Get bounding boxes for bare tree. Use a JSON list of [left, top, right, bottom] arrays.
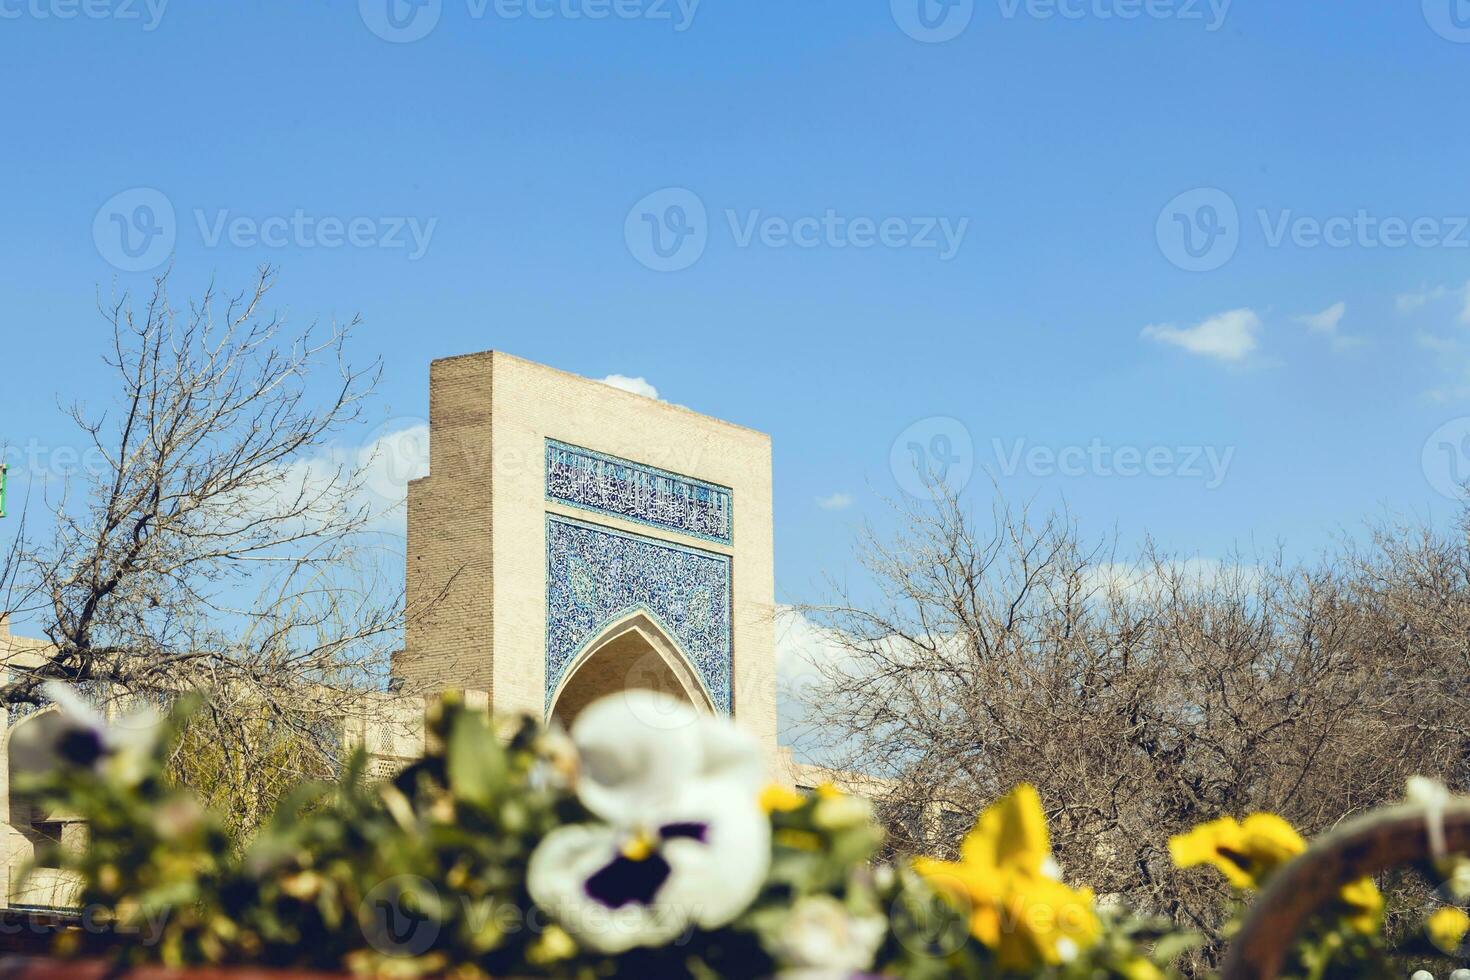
[[0, 268, 433, 833], [797, 490, 1470, 965]]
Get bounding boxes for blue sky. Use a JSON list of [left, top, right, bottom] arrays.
[[2, 0, 1469, 625]]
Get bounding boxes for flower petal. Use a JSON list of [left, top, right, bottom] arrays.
[[572, 691, 765, 824], [40, 682, 107, 730], [961, 784, 1051, 876], [529, 824, 692, 953], [571, 692, 706, 823], [584, 852, 673, 910], [657, 782, 772, 930]]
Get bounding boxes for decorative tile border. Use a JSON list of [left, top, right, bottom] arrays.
[[545, 515, 732, 715], [545, 439, 733, 545]]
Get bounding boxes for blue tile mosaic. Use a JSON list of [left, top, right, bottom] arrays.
[[545, 515, 732, 715], [545, 439, 733, 545]]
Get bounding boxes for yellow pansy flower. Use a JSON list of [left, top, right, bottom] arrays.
[[1170, 812, 1382, 934], [914, 784, 1100, 971], [1337, 876, 1384, 935], [1168, 814, 1305, 889], [760, 784, 806, 814], [1427, 906, 1470, 952], [1119, 957, 1167, 980]]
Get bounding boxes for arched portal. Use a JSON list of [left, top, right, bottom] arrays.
[[549, 612, 716, 728]]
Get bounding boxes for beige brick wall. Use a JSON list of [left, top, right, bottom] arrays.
[[401, 354, 496, 695], [401, 351, 778, 761]]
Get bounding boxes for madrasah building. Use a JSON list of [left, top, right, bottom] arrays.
[[0, 351, 843, 908]]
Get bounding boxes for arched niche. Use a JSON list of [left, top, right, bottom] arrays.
[[549, 611, 716, 728]]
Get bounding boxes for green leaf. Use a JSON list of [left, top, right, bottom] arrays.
[[446, 708, 507, 809]]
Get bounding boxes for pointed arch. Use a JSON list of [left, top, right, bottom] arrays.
[[548, 610, 716, 728]]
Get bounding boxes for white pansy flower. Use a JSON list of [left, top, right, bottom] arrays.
[[528, 691, 771, 953], [769, 894, 886, 979], [10, 682, 162, 786]]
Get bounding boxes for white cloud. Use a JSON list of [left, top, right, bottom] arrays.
[[775, 605, 859, 748], [599, 374, 661, 400], [1396, 281, 1470, 324], [355, 422, 431, 518], [1295, 301, 1346, 334], [235, 421, 430, 539], [1083, 558, 1265, 603], [1397, 283, 1453, 314], [1140, 308, 1262, 362], [1293, 302, 1363, 353], [1418, 332, 1461, 354], [816, 492, 853, 511], [776, 606, 852, 689]]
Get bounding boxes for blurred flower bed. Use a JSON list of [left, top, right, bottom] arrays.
[[13, 684, 1470, 979]]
